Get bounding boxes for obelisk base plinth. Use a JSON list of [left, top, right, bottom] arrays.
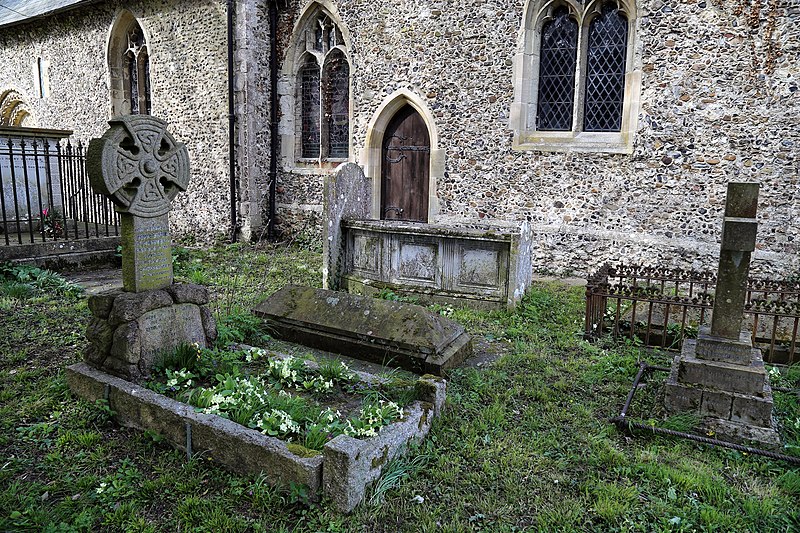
[[664, 339, 781, 448]]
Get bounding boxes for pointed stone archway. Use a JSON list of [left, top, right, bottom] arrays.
[[362, 89, 442, 223], [0, 89, 34, 127]]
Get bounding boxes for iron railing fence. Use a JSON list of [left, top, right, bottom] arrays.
[[1, 133, 119, 246], [585, 263, 800, 366]]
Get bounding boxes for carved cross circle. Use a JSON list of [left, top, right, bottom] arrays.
[[87, 115, 190, 218]]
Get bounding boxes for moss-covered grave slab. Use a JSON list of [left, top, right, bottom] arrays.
[[67, 361, 446, 512], [253, 285, 472, 375]]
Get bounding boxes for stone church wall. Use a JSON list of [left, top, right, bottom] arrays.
[[1, 0, 797, 277], [274, 0, 799, 277], [0, 0, 233, 242]]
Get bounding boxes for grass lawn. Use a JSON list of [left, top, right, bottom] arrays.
[[1, 243, 799, 532]]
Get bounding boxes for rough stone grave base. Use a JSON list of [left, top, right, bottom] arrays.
[[253, 284, 472, 375], [664, 338, 781, 447], [66, 362, 446, 512], [85, 282, 217, 381]]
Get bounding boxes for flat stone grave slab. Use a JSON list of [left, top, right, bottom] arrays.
[[253, 284, 472, 375]]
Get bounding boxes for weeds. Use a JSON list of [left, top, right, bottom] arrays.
[[0, 262, 82, 299]]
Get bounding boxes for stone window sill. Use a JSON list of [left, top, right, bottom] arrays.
[[291, 157, 350, 171], [513, 131, 633, 155]]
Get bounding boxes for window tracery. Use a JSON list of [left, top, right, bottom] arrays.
[[295, 11, 350, 160], [513, 0, 640, 153], [108, 12, 151, 117]]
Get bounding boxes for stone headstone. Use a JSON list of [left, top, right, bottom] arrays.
[[322, 163, 372, 291], [82, 117, 216, 382], [253, 285, 471, 375], [87, 115, 189, 292], [664, 182, 780, 447], [694, 182, 759, 364]]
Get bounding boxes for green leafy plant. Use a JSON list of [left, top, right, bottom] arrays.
[[215, 308, 264, 346], [0, 280, 34, 299], [0, 262, 82, 298]]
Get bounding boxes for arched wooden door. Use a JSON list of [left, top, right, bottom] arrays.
[[381, 105, 430, 222]]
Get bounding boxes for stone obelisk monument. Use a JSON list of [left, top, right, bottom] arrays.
[[81, 116, 216, 380], [664, 182, 780, 446]]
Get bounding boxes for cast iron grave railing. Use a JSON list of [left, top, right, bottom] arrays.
[[585, 263, 800, 365], [1, 129, 119, 246]]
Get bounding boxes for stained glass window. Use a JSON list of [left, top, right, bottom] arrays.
[[296, 12, 350, 159], [536, 7, 578, 131], [300, 58, 321, 158], [325, 50, 350, 158], [583, 3, 628, 132]]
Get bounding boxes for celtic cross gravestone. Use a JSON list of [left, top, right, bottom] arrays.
[[81, 116, 216, 381], [87, 115, 189, 292]]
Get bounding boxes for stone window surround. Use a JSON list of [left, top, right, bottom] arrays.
[[360, 89, 443, 223], [511, 0, 641, 155], [33, 57, 50, 99], [279, 1, 353, 171], [107, 9, 153, 118]]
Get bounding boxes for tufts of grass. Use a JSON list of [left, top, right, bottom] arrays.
[[0, 280, 34, 299], [215, 308, 266, 347]]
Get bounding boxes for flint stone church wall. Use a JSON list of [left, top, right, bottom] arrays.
[[273, 0, 799, 277], [0, 0, 234, 242], [1, 0, 797, 277]]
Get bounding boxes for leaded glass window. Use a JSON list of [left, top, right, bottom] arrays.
[[532, 1, 631, 135], [300, 58, 321, 158], [295, 11, 350, 159], [584, 3, 628, 132], [125, 24, 150, 115], [324, 50, 350, 158], [536, 7, 578, 131]]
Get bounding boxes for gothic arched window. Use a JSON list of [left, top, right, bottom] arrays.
[[125, 23, 151, 115], [323, 49, 350, 158], [108, 12, 151, 117], [512, 0, 640, 153], [300, 56, 321, 158], [294, 11, 350, 160], [536, 6, 579, 131], [582, 3, 629, 132]]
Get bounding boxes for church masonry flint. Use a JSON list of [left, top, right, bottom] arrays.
[[1, 0, 798, 277]]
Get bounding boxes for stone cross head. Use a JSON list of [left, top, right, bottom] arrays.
[[87, 115, 190, 218]]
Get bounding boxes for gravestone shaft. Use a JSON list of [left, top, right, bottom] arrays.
[[709, 182, 759, 340], [120, 214, 173, 292]]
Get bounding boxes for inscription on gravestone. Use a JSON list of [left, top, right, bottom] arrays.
[[87, 116, 190, 292]]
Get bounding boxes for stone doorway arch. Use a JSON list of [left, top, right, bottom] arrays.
[[0, 89, 34, 127], [362, 89, 442, 222]]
